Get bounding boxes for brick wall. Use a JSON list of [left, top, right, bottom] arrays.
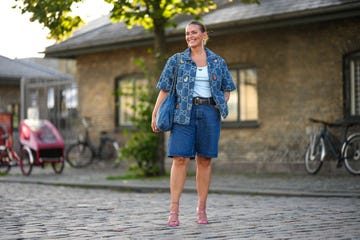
[[76, 17, 360, 174], [0, 86, 19, 111]]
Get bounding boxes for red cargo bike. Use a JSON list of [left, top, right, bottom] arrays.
[[19, 119, 65, 176]]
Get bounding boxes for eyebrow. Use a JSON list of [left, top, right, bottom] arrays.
[[185, 30, 200, 34]]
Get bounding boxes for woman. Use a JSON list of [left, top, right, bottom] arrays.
[[151, 21, 236, 226]]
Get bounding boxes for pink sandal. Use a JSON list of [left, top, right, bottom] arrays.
[[168, 202, 179, 227], [168, 210, 179, 227], [197, 208, 208, 224]]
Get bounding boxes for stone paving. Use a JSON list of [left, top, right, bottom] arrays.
[[1, 164, 360, 239], [1, 165, 360, 198], [0, 182, 359, 239]]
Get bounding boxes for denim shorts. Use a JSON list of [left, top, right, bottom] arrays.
[[168, 104, 221, 159]]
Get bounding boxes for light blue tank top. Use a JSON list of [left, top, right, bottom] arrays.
[[193, 66, 211, 97]]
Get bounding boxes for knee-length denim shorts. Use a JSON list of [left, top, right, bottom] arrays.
[[168, 104, 221, 159]]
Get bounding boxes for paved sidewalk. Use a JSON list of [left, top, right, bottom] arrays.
[[1, 164, 359, 198]]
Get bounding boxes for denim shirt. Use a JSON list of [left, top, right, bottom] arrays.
[[156, 48, 236, 125]]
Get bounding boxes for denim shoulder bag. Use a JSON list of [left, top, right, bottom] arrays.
[[156, 53, 180, 132]]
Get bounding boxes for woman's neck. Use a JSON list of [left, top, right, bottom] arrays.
[[191, 47, 206, 57], [191, 47, 207, 67]]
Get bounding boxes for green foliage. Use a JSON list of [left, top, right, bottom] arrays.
[[105, 0, 216, 30], [14, 0, 83, 41], [118, 58, 162, 177]]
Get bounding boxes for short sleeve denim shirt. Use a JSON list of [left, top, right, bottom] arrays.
[[156, 48, 236, 125]]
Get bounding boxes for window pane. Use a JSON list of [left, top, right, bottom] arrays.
[[240, 69, 258, 121], [134, 78, 148, 119], [64, 84, 78, 109], [118, 79, 134, 126], [226, 70, 239, 121], [224, 67, 258, 123], [350, 59, 360, 116], [117, 76, 148, 126]]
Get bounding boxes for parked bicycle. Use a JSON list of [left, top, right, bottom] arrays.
[[304, 118, 360, 175], [0, 124, 19, 174], [66, 117, 120, 168]]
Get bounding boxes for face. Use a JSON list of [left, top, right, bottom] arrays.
[[185, 24, 207, 48]]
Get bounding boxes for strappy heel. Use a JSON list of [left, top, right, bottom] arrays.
[[168, 211, 179, 227], [197, 208, 208, 224], [168, 202, 179, 227]]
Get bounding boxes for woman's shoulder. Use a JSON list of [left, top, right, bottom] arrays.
[[206, 48, 224, 60], [205, 48, 227, 65]]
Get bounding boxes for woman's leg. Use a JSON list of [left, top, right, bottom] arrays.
[[196, 156, 211, 224], [168, 156, 190, 226]]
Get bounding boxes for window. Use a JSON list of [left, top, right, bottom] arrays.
[[47, 84, 78, 128], [225, 67, 259, 127], [344, 51, 360, 120], [116, 75, 147, 127]]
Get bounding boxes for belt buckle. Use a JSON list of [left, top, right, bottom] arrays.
[[194, 97, 201, 105]]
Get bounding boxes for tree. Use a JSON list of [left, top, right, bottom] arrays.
[[14, 0, 259, 176]]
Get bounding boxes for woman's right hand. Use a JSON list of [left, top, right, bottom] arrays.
[[151, 114, 160, 133], [151, 90, 169, 133]]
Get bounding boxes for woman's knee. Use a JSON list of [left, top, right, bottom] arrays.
[[173, 157, 190, 167], [196, 156, 211, 168]]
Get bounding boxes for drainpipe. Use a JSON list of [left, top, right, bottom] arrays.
[[20, 77, 26, 121]]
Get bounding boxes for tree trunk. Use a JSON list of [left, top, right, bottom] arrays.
[[153, 22, 167, 175]]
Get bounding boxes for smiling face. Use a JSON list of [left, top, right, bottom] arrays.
[[185, 23, 208, 49]]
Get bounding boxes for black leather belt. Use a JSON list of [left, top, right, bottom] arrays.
[[193, 97, 216, 105]]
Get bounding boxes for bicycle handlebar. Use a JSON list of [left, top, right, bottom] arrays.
[[309, 118, 360, 128]]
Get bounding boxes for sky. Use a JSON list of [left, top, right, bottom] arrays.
[[0, 0, 112, 59]]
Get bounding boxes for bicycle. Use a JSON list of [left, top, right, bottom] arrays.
[[65, 117, 120, 168], [304, 118, 360, 175], [0, 124, 19, 174], [0, 123, 40, 176]]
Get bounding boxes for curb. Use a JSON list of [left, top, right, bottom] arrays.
[[1, 177, 359, 199]]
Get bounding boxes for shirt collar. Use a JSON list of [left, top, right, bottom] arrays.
[[180, 48, 218, 62]]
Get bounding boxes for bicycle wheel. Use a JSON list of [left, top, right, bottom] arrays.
[[66, 143, 93, 168], [304, 137, 325, 174], [342, 134, 360, 175], [20, 147, 33, 176], [99, 140, 119, 162], [52, 158, 65, 174], [0, 157, 11, 174]]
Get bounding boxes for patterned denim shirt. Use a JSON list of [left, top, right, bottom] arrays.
[[156, 48, 236, 125]]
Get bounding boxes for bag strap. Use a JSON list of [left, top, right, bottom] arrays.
[[170, 53, 180, 94]]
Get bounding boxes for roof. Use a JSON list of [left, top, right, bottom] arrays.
[[45, 0, 360, 58], [0, 55, 74, 86]]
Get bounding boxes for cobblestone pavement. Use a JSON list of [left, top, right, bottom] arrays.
[[1, 182, 360, 239], [1, 165, 360, 198]]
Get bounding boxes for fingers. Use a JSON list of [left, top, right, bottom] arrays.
[[151, 119, 160, 133]]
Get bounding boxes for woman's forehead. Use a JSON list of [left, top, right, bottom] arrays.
[[186, 24, 201, 31]]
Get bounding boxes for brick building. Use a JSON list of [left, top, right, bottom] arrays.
[[45, 0, 360, 174]]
